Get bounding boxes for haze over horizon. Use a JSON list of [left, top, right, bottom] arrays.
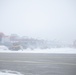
[[0, 0, 76, 43]]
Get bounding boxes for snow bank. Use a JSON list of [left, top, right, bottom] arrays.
[[0, 48, 76, 54], [0, 70, 23, 75], [0, 45, 8, 50]]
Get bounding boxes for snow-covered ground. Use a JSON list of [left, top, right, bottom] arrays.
[[0, 48, 76, 54], [0, 70, 23, 75]]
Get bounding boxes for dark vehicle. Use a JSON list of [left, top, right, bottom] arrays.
[[9, 43, 21, 51]]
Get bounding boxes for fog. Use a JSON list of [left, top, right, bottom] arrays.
[[0, 0, 76, 43]]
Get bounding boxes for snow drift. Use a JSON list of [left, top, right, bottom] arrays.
[[0, 70, 23, 75], [0, 48, 76, 54], [0, 45, 8, 50]]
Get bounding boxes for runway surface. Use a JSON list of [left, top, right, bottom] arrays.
[[0, 53, 76, 75]]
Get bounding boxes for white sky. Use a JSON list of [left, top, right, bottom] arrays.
[[0, 0, 76, 43]]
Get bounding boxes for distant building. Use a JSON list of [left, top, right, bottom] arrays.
[[73, 40, 76, 48], [10, 34, 20, 43], [0, 32, 5, 43], [2, 36, 10, 43]]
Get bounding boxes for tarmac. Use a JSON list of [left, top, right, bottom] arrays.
[[0, 53, 76, 75]]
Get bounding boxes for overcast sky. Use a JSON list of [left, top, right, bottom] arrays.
[[0, 0, 76, 43]]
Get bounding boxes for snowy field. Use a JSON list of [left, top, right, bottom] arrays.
[[0, 48, 76, 54], [0, 70, 23, 75]]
